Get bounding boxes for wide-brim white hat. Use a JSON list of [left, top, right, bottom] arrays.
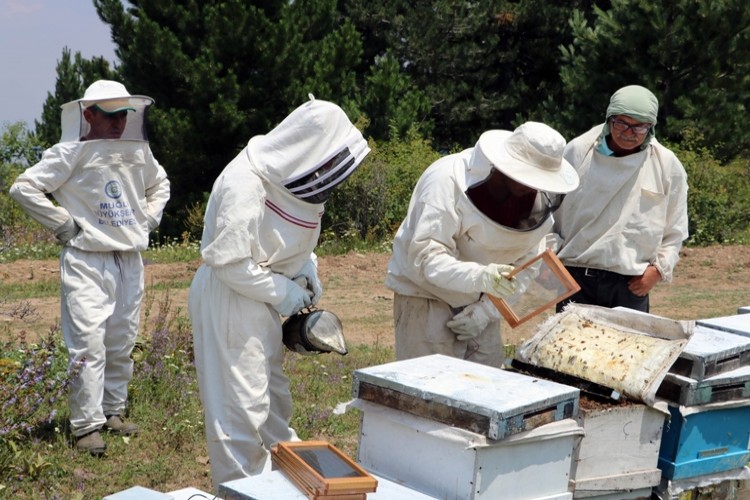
[[58, 80, 154, 142], [477, 122, 579, 194], [76, 79, 153, 111]]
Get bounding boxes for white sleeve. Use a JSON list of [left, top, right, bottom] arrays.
[[8, 145, 78, 233], [210, 256, 290, 305], [410, 201, 486, 294], [653, 154, 689, 282], [144, 152, 170, 230]]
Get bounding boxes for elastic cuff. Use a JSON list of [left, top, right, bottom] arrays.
[[651, 261, 668, 282]]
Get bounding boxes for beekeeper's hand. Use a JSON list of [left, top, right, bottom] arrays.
[[54, 218, 81, 245], [293, 259, 323, 305], [446, 295, 500, 341], [293, 277, 315, 300], [272, 279, 312, 316], [478, 263, 517, 298]]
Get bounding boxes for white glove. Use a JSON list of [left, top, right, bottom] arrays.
[[54, 218, 81, 244], [478, 263, 517, 298], [293, 277, 315, 300], [446, 296, 501, 341], [293, 259, 323, 305], [271, 279, 312, 316]]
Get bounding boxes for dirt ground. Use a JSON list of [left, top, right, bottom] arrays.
[[1, 245, 749, 347]]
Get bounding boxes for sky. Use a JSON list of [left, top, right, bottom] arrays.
[[0, 0, 117, 127]]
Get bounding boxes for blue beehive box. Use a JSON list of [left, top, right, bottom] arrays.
[[658, 404, 750, 480]]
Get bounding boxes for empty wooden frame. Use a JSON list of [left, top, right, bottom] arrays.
[[271, 441, 378, 499], [488, 249, 580, 328]]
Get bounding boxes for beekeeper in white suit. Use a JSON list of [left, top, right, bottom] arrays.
[[9, 80, 170, 455], [188, 97, 370, 489], [385, 122, 579, 368]]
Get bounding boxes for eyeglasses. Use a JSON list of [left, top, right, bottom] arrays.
[[610, 118, 651, 135]]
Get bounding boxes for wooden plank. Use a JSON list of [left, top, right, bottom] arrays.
[[357, 381, 492, 436]]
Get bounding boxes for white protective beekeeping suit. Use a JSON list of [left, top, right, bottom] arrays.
[[9, 80, 170, 437], [385, 123, 579, 367], [188, 97, 369, 489]]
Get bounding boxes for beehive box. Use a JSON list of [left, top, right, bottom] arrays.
[[356, 400, 582, 500], [569, 400, 664, 498], [658, 404, 750, 480], [668, 325, 750, 381], [697, 315, 750, 338], [658, 366, 750, 406], [352, 354, 579, 440]]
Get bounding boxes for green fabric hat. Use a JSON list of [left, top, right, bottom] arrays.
[[601, 85, 658, 149]]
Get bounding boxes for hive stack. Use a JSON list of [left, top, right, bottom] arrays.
[[653, 319, 750, 499], [352, 354, 583, 500], [512, 304, 694, 499]]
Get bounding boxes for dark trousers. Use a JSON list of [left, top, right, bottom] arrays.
[[556, 266, 649, 313]]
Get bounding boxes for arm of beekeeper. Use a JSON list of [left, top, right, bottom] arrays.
[[651, 153, 689, 283], [408, 200, 512, 296], [143, 150, 170, 231], [203, 224, 309, 311], [8, 145, 79, 242], [199, 182, 306, 309]]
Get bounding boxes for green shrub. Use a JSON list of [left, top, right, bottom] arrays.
[[322, 130, 441, 246], [672, 143, 750, 246]]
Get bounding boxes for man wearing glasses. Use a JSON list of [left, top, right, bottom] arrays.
[[554, 85, 689, 313]]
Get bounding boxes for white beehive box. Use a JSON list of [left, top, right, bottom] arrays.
[[352, 354, 580, 440], [697, 314, 750, 338], [356, 400, 582, 500], [570, 401, 664, 498], [668, 324, 750, 381]]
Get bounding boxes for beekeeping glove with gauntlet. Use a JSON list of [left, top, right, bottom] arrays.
[[271, 278, 313, 316], [446, 295, 501, 341], [293, 258, 323, 305], [478, 263, 517, 298], [54, 218, 81, 245]]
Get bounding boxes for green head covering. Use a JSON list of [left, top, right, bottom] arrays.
[[601, 85, 659, 149]]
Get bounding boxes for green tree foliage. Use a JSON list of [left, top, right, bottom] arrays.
[[92, 0, 369, 234], [360, 52, 433, 140], [554, 1, 750, 160], [344, 0, 588, 149], [35, 48, 115, 147], [322, 129, 441, 244], [0, 123, 55, 250], [670, 142, 750, 246]]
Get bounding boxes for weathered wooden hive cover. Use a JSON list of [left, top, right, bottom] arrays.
[[352, 354, 579, 440], [514, 304, 693, 405]]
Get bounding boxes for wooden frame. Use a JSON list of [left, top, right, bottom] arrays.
[[271, 441, 378, 499], [488, 249, 580, 328]]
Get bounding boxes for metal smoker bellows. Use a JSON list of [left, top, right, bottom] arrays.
[[281, 308, 348, 355]]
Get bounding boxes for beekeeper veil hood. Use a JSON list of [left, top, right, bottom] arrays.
[[59, 80, 154, 143], [246, 96, 370, 204], [602, 85, 659, 149]]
